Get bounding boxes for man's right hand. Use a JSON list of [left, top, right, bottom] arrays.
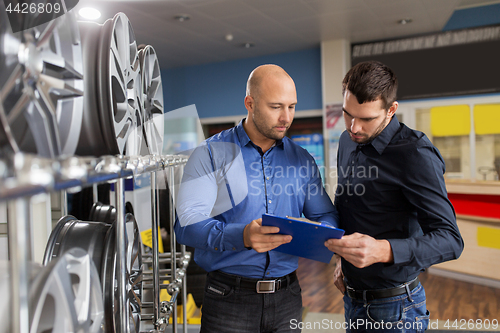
[[243, 218, 292, 253], [333, 254, 346, 294]]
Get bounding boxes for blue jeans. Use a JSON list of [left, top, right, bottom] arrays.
[[200, 273, 303, 333], [344, 283, 430, 333]]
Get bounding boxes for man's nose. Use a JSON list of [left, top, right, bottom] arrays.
[[280, 109, 292, 123], [351, 118, 362, 133]]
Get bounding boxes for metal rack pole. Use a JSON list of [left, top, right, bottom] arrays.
[[92, 183, 98, 203], [181, 243, 187, 333], [115, 177, 129, 332], [7, 197, 31, 333], [180, 163, 187, 333], [61, 190, 68, 216], [169, 165, 178, 333], [27, 199, 35, 262], [151, 171, 161, 330]]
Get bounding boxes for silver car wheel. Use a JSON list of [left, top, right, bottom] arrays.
[[139, 45, 164, 155], [0, 8, 84, 157], [77, 13, 142, 156]]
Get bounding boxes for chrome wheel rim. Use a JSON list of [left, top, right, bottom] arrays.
[[139, 45, 164, 155], [102, 213, 143, 333], [42, 215, 111, 277], [0, 261, 43, 333], [31, 248, 104, 333], [0, 9, 83, 157], [78, 13, 142, 156], [89, 201, 117, 224], [106, 13, 142, 156]]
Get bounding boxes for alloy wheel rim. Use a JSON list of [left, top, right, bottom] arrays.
[[0, 9, 84, 157], [139, 45, 164, 155]]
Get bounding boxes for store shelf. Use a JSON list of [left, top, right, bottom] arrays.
[[446, 179, 500, 195], [1, 151, 189, 333], [0, 153, 187, 202]]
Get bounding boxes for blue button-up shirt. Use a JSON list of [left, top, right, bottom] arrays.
[[335, 115, 464, 290], [175, 120, 338, 278]]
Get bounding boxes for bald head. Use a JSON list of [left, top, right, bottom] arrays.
[[246, 64, 294, 99], [242, 64, 297, 151]]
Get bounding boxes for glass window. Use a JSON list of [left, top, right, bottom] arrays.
[[434, 136, 470, 176], [476, 133, 500, 181], [415, 107, 470, 179], [414, 103, 500, 181], [474, 104, 500, 181]]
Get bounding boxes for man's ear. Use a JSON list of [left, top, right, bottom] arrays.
[[244, 95, 254, 113], [387, 101, 398, 118]]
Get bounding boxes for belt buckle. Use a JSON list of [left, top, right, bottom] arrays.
[[256, 280, 275, 293]]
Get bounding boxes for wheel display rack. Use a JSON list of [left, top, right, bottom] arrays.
[[0, 152, 190, 333], [1, 4, 193, 332]]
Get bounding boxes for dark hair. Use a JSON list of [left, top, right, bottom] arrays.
[[342, 61, 398, 110]]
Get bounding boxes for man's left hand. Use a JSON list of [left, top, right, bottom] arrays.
[[324, 233, 393, 268]]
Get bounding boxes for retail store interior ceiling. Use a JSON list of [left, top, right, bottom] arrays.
[[74, 0, 500, 69]]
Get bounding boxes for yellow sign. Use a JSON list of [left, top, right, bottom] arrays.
[[141, 227, 164, 253], [430, 105, 470, 137], [160, 280, 171, 302], [477, 226, 500, 250], [474, 104, 500, 135]]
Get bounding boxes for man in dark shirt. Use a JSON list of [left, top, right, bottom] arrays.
[[325, 61, 464, 332]]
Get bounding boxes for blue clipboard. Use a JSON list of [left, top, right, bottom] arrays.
[[262, 213, 345, 263]]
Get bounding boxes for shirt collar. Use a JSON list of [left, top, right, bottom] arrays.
[[235, 118, 285, 150], [235, 119, 251, 147], [369, 115, 400, 155]]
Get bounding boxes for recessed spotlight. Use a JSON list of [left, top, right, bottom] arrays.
[[242, 42, 255, 48], [398, 18, 412, 25], [174, 14, 191, 22], [79, 7, 101, 20], [225, 33, 234, 42]]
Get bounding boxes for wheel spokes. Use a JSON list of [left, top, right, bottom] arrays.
[[140, 46, 164, 155], [35, 19, 58, 49], [109, 15, 141, 155], [31, 248, 104, 333], [0, 11, 84, 157]]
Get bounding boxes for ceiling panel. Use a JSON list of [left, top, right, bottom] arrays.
[[304, 0, 369, 14], [253, 2, 317, 22], [73, 0, 499, 69], [189, 0, 255, 19]]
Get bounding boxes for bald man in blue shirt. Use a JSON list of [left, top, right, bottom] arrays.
[[175, 64, 339, 332]]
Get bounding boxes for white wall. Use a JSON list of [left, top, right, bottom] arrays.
[[321, 39, 351, 197]]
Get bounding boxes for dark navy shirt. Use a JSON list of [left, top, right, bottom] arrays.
[[175, 120, 339, 278], [335, 115, 464, 290]]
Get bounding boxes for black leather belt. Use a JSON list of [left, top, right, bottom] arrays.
[[346, 278, 420, 301], [208, 270, 297, 293]]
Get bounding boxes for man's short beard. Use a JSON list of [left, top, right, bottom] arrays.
[[252, 109, 288, 141], [350, 116, 389, 144]]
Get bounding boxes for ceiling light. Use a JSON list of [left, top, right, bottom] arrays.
[[225, 33, 234, 42], [242, 42, 255, 48], [174, 14, 191, 22], [79, 7, 101, 20], [398, 18, 413, 25]]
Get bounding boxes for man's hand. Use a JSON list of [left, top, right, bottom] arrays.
[[244, 218, 292, 253], [333, 254, 345, 294], [324, 233, 393, 268]]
